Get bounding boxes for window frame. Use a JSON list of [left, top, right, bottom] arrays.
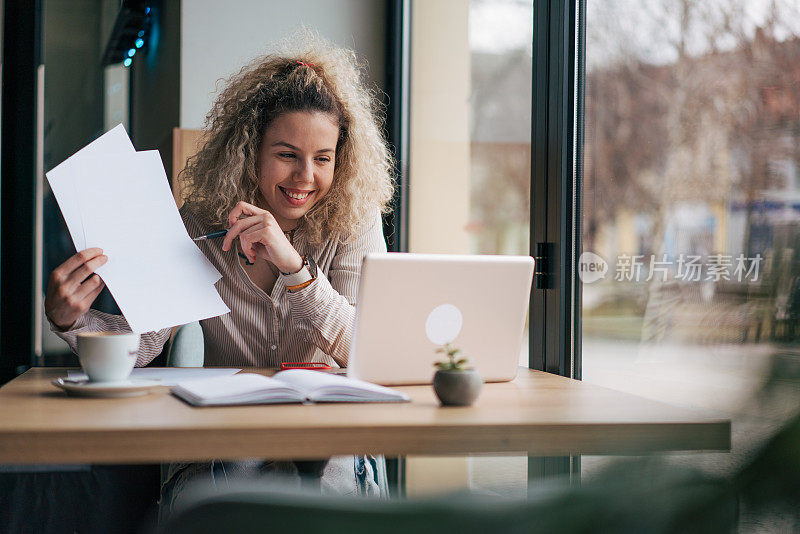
[[0, 0, 42, 385], [384, 0, 411, 253], [388, 0, 585, 379], [530, 0, 584, 380]]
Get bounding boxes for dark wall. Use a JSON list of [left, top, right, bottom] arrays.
[[43, 0, 104, 173], [41, 0, 113, 360], [1, 0, 39, 381], [131, 0, 180, 155]]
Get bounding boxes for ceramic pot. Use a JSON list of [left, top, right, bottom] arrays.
[[433, 369, 483, 406]]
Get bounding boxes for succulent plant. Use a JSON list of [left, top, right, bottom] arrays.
[[434, 343, 469, 371]]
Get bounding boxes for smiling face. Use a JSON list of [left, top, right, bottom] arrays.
[[256, 111, 340, 230]]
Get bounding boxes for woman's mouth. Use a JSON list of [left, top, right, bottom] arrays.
[[279, 186, 314, 206]]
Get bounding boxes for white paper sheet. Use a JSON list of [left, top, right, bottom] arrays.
[[76, 150, 222, 286], [46, 126, 230, 333], [46, 124, 135, 251], [67, 367, 241, 386]]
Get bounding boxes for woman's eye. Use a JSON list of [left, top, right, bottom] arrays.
[[316, 157, 331, 164], [278, 152, 295, 159]]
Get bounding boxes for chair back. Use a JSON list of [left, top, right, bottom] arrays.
[[166, 321, 204, 367], [161, 482, 537, 534]]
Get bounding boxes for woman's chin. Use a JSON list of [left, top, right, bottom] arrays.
[[272, 206, 313, 229]]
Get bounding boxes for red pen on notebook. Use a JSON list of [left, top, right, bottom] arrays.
[[280, 362, 332, 371]]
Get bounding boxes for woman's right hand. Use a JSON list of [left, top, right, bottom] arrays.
[[44, 248, 107, 331]]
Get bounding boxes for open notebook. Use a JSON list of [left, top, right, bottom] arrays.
[[171, 369, 410, 406]]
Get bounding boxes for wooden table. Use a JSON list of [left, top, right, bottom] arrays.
[[0, 368, 730, 465]]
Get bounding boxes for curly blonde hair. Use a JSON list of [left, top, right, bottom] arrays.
[[180, 33, 394, 244]]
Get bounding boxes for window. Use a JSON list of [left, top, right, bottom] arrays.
[[408, 0, 532, 364], [405, 0, 533, 497], [581, 0, 800, 481]]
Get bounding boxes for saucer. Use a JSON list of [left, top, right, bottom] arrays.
[[51, 377, 162, 398]]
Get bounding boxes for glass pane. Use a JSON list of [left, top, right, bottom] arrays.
[[405, 0, 532, 498], [469, 0, 533, 372], [469, 0, 532, 256], [42, 1, 129, 363], [468, 0, 532, 498], [582, 0, 800, 487], [408, 0, 532, 365]]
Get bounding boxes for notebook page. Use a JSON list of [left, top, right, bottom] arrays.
[[172, 373, 304, 406], [272, 369, 410, 402]]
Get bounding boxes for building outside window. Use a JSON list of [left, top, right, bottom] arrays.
[[581, 3, 800, 525]]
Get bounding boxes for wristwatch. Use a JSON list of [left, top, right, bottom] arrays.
[[283, 255, 317, 292]]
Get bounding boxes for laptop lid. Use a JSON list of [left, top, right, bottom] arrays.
[[347, 253, 534, 385]]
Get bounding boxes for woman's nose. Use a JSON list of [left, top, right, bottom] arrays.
[[293, 159, 314, 183]]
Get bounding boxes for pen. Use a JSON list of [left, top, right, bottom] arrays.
[[193, 229, 228, 241], [281, 362, 332, 371]]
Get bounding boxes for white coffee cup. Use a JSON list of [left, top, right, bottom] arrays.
[[77, 332, 140, 382]]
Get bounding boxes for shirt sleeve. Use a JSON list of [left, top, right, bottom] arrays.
[[286, 212, 387, 366], [49, 310, 172, 367]]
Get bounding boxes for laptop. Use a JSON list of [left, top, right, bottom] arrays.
[[347, 253, 535, 385]]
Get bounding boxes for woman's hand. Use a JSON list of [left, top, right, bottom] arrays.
[[44, 248, 107, 331], [222, 201, 303, 273]]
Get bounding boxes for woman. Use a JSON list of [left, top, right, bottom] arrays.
[[44, 36, 394, 505]]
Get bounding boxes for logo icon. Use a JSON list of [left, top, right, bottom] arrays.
[[425, 304, 463, 345], [578, 252, 608, 284]]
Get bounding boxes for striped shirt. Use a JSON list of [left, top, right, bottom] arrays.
[[53, 206, 387, 368]]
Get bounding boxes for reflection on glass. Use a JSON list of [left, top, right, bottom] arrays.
[[466, 0, 533, 499], [469, 0, 532, 371], [42, 1, 112, 362], [582, 0, 800, 496], [468, 0, 531, 256]]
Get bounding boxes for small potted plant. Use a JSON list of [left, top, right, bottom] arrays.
[[432, 343, 483, 406]]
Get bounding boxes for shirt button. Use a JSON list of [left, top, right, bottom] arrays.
[[271, 345, 277, 350]]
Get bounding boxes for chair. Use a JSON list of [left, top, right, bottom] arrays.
[[161, 481, 536, 534], [159, 461, 737, 534], [772, 274, 800, 341], [166, 321, 205, 367], [156, 463, 737, 534]]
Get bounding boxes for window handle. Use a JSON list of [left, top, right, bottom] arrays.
[[534, 242, 555, 290]]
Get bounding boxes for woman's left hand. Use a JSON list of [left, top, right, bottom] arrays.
[[221, 201, 303, 273]]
